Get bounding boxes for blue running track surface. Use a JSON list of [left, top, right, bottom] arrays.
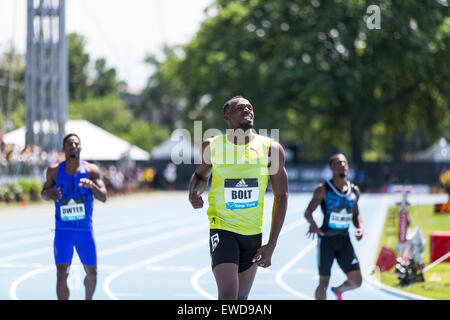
[[0, 191, 445, 300]]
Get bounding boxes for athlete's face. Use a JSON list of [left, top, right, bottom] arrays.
[[63, 136, 82, 159], [330, 155, 348, 178], [224, 98, 254, 131]]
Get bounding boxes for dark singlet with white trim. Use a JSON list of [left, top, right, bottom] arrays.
[[320, 179, 357, 237]]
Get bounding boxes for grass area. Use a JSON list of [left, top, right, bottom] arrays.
[[376, 203, 450, 300]]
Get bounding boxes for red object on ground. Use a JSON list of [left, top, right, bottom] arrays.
[[376, 246, 397, 271], [434, 202, 450, 214], [430, 231, 450, 263]]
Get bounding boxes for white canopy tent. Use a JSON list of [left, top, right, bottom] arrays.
[[151, 130, 201, 164], [3, 120, 150, 161], [412, 137, 450, 163]]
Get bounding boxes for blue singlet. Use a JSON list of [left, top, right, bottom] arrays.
[[53, 161, 97, 265]]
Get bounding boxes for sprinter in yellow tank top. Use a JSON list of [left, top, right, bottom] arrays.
[[189, 96, 288, 300]]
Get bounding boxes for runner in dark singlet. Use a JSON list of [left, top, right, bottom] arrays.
[[304, 153, 363, 300]]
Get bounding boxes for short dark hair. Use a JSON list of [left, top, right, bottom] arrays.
[[328, 153, 347, 166], [223, 95, 244, 114], [62, 133, 80, 146]]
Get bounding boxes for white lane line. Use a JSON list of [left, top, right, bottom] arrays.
[[0, 234, 53, 250], [146, 265, 197, 272], [275, 240, 316, 300], [0, 262, 45, 269], [273, 197, 367, 300], [103, 239, 206, 300], [0, 216, 203, 262], [191, 266, 215, 300], [364, 274, 431, 300], [273, 197, 371, 301], [0, 211, 151, 240], [0, 213, 201, 250], [190, 218, 308, 300], [0, 226, 51, 241], [98, 223, 205, 256], [0, 248, 52, 262], [9, 222, 207, 300], [10, 265, 54, 300]]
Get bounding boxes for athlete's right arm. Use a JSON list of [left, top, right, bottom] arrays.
[[41, 165, 62, 201], [188, 139, 212, 209], [304, 184, 326, 238]]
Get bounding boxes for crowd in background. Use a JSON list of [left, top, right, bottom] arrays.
[[0, 139, 164, 199], [0, 142, 64, 174], [99, 164, 157, 195]]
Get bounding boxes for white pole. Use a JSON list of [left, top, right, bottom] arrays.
[[423, 251, 450, 273]]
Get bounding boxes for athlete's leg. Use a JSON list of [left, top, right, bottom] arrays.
[[210, 230, 241, 300], [213, 263, 239, 300], [332, 270, 362, 296], [56, 263, 71, 300], [334, 237, 362, 296], [237, 263, 258, 300], [235, 232, 261, 300], [74, 230, 98, 300], [54, 229, 74, 300], [82, 264, 97, 300], [334, 237, 362, 295], [316, 237, 333, 300], [316, 275, 330, 300]]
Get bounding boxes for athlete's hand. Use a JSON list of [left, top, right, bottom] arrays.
[[306, 224, 324, 239], [252, 244, 275, 268], [79, 178, 96, 189], [43, 187, 62, 201], [189, 191, 204, 209], [355, 228, 363, 241]]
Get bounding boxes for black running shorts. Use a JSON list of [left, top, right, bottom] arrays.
[[209, 229, 262, 273], [317, 235, 360, 276]]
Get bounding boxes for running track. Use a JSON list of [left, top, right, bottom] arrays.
[[0, 191, 446, 300]]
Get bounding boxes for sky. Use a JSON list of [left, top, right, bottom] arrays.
[[0, 0, 214, 91]]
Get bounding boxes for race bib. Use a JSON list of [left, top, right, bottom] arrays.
[[60, 198, 86, 221], [224, 178, 259, 210], [328, 210, 353, 229]]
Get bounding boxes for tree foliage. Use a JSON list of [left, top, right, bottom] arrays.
[[67, 32, 170, 152], [0, 47, 25, 132], [68, 33, 90, 101], [69, 94, 169, 152], [138, 47, 184, 128], [151, 0, 450, 162], [68, 33, 122, 100]]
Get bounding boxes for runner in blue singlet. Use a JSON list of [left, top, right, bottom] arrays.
[[304, 153, 363, 300], [41, 133, 107, 300]]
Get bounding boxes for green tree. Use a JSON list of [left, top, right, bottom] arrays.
[[138, 47, 184, 128], [121, 120, 171, 153], [90, 58, 119, 98], [159, 0, 450, 163], [69, 94, 170, 152], [70, 94, 134, 135], [68, 33, 90, 101], [0, 47, 25, 132]]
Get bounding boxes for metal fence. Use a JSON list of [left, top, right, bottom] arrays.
[[285, 161, 450, 193], [147, 160, 450, 193]]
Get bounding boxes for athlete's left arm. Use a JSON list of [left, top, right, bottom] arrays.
[[253, 141, 288, 268], [80, 163, 107, 203], [352, 186, 363, 241]]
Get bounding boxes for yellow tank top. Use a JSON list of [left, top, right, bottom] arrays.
[[207, 133, 272, 235]]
